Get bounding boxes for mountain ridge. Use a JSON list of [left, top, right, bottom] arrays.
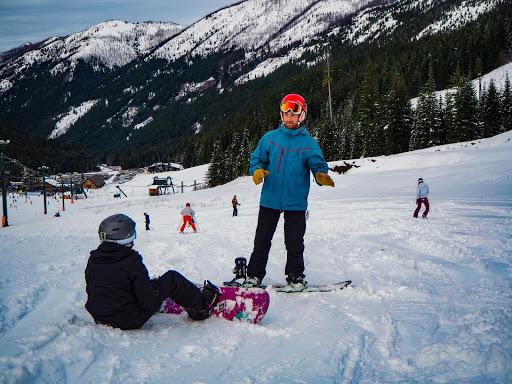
[[0, 0, 508, 170]]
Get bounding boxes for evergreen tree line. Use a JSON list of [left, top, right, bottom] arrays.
[[203, 63, 511, 187], [313, 65, 512, 163]]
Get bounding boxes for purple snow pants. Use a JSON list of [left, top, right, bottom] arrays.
[[414, 198, 429, 218]]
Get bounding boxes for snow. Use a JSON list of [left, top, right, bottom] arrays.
[[0, 20, 183, 94], [152, 0, 368, 62], [49, 100, 100, 139], [415, 0, 501, 40], [341, 0, 500, 47], [1, 131, 511, 383]]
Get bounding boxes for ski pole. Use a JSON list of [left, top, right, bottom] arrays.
[[193, 216, 199, 230], [177, 218, 183, 231]]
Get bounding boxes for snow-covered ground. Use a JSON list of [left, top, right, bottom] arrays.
[[1, 131, 511, 383]]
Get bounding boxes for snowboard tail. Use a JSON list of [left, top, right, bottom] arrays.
[[163, 286, 269, 324]]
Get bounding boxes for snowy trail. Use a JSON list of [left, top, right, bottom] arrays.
[[0, 132, 511, 383]]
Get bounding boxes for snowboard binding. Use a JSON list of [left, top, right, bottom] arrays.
[[224, 257, 247, 287]]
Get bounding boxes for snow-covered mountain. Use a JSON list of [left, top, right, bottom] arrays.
[[151, 0, 374, 62], [0, 0, 508, 156], [0, 0, 377, 94], [0, 20, 183, 92]]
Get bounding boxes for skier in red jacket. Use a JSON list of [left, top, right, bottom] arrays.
[[180, 203, 197, 233]]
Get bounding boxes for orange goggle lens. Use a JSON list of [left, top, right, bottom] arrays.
[[280, 101, 303, 114]]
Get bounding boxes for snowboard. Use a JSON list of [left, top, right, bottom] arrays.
[[224, 280, 352, 293], [269, 280, 352, 293], [163, 286, 269, 324]]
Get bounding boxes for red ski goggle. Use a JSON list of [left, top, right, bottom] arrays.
[[280, 101, 303, 114]]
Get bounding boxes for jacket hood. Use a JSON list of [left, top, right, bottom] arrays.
[[90, 242, 137, 264]]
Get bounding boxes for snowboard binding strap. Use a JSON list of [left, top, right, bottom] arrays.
[[224, 257, 247, 287]]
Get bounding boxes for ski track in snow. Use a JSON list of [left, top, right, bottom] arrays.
[[0, 132, 511, 383]]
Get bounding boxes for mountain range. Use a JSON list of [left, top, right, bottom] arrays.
[[0, 0, 508, 167]]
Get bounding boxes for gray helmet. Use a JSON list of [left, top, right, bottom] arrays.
[[98, 214, 136, 245]]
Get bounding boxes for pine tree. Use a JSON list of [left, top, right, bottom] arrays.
[[447, 78, 478, 143], [383, 73, 412, 154], [230, 131, 242, 178], [206, 140, 224, 187], [410, 67, 443, 150], [349, 121, 363, 159], [481, 79, 501, 138], [239, 128, 251, 176], [358, 61, 383, 157], [334, 98, 355, 160], [501, 73, 512, 133]]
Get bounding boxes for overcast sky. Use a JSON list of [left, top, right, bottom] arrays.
[[0, 0, 237, 53]]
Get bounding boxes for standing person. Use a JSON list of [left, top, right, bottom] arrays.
[[244, 93, 335, 290], [414, 177, 430, 219], [232, 195, 240, 217], [144, 212, 150, 230], [85, 214, 220, 330], [180, 203, 197, 233]]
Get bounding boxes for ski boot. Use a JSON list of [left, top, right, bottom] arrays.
[[186, 280, 222, 320], [286, 273, 308, 291]]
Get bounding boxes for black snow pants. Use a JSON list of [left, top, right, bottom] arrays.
[[247, 205, 306, 280], [130, 270, 203, 329]]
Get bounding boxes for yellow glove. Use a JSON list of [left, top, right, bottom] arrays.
[[253, 169, 270, 185], [316, 172, 335, 187]]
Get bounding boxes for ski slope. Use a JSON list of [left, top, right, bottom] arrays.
[[0, 131, 511, 383]]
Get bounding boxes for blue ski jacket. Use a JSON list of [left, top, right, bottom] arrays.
[[249, 123, 329, 211]]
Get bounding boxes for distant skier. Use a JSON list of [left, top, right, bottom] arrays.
[[54, 211, 60, 217], [144, 212, 150, 230], [232, 195, 240, 216], [244, 93, 335, 290], [85, 214, 220, 330], [180, 203, 197, 233], [414, 178, 430, 219]]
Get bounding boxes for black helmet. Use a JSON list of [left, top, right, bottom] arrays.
[[98, 214, 136, 245], [418, 178, 424, 183]]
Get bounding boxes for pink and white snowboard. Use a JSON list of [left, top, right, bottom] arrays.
[[163, 286, 269, 324]]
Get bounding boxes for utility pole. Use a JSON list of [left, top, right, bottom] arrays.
[[323, 49, 334, 127], [0, 139, 10, 227], [39, 166, 48, 215]]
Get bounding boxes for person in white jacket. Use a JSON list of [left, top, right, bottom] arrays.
[[414, 178, 430, 218], [180, 203, 197, 233]]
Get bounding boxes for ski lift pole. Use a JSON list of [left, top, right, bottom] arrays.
[[0, 140, 9, 227], [61, 179, 65, 212]]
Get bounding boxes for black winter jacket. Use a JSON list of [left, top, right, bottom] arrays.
[[85, 242, 158, 329]]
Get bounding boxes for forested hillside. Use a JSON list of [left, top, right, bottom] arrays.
[[0, 0, 510, 178]]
